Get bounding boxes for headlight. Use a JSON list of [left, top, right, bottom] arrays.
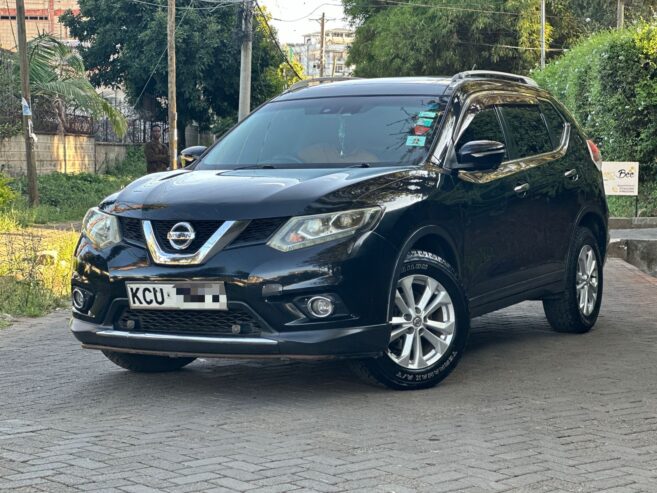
[[268, 207, 381, 252], [81, 207, 121, 250]]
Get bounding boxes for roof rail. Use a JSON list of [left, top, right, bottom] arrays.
[[451, 70, 538, 87], [284, 76, 361, 93]]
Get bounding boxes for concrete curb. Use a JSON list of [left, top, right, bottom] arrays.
[[609, 217, 657, 229], [608, 239, 657, 277]]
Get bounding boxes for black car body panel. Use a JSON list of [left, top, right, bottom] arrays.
[[102, 167, 414, 220], [71, 75, 608, 360]]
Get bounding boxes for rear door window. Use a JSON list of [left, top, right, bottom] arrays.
[[540, 101, 566, 149], [500, 104, 552, 159]]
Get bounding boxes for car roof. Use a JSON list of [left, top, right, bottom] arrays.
[[271, 75, 554, 104], [273, 77, 453, 101]]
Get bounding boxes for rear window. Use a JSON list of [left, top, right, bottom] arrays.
[[500, 104, 552, 158], [197, 96, 447, 169]]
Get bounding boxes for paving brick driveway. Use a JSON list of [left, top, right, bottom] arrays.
[[1, 259, 656, 493]]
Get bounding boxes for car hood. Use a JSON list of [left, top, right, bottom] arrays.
[[101, 167, 411, 220]]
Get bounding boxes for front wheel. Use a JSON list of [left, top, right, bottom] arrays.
[[102, 350, 196, 373], [542, 227, 603, 333], [352, 250, 470, 390]]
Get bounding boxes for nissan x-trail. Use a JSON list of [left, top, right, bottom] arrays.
[[71, 71, 608, 389]]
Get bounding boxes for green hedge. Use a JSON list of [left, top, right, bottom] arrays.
[[533, 23, 657, 182], [1, 146, 145, 226]]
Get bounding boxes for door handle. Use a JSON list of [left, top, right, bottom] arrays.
[[564, 168, 579, 181], [514, 183, 530, 195]]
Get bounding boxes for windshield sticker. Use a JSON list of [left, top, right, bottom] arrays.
[[416, 118, 434, 127], [413, 125, 431, 136], [406, 135, 427, 147], [418, 111, 437, 119]]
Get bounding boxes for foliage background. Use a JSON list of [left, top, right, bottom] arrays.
[[343, 0, 657, 77], [533, 23, 657, 182], [61, 0, 301, 148]]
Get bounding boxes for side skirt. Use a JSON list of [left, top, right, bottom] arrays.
[[469, 271, 565, 318]]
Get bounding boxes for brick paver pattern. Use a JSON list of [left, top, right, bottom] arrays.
[[1, 259, 656, 492]]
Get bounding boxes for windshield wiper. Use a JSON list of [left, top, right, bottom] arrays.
[[220, 164, 276, 172]]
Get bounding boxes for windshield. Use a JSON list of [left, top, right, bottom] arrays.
[[197, 95, 447, 170]]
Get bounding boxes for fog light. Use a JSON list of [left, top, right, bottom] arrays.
[[72, 287, 93, 312], [72, 288, 86, 310], [307, 296, 334, 318]]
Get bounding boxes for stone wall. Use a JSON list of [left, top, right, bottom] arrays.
[[0, 134, 130, 176]]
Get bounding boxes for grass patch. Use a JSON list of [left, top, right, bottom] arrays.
[[0, 227, 78, 320], [1, 146, 145, 226], [0, 146, 145, 324], [6, 174, 133, 225]]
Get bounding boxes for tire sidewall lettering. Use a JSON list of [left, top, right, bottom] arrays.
[[394, 350, 458, 382], [400, 262, 429, 274]]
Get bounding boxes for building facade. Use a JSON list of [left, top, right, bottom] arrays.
[[288, 27, 355, 79], [0, 0, 79, 51]]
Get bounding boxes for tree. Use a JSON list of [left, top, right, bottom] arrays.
[[24, 34, 127, 137], [343, 0, 657, 77], [568, 0, 657, 33], [61, 0, 294, 147]]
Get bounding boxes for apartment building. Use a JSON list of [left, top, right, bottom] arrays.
[[288, 27, 355, 78], [0, 0, 79, 50]]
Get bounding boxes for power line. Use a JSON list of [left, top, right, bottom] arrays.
[[127, 0, 241, 11], [372, 0, 522, 17], [132, 1, 195, 109], [270, 3, 342, 22], [338, 0, 560, 20], [454, 40, 566, 52], [254, 1, 303, 80]]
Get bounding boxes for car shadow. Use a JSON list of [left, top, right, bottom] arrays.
[[74, 303, 569, 403]]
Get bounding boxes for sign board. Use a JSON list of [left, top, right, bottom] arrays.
[[602, 161, 639, 196]]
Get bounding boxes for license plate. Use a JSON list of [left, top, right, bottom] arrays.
[[126, 282, 227, 310]]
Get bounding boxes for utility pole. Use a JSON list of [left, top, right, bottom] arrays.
[[540, 0, 546, 69], [167, 0, 177, 168], [318, 12, 325, 77], [238, 0, 253, 121], [617, 0, 625, 28], [16, 0, 38, 205]]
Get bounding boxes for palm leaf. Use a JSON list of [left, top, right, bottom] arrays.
[[19, 34, 127, 137]]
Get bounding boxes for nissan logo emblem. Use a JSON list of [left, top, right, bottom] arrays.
[[167, 222, 196, 250]]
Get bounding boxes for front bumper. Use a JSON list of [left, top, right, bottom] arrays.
[[70, 229, 397, 358], [70, 316, 389, 359]]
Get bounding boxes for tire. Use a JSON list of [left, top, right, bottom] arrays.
[[542, 227, 603, 333], [352, 250, 470, 390], [102, 350, 195, 373]]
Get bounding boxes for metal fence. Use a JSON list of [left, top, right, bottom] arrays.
[[1, 48, 166, 144], [94, 116, 168, 144]]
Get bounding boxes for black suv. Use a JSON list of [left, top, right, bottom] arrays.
[[71, 71, 608, 389]]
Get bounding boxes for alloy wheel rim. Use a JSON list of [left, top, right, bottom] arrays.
[[387, 274, 455, 370], [576, 245, 599, 317]]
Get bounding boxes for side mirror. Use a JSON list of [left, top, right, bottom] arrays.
[[179, 145, 207, 167], [455, 140, 505, 172]]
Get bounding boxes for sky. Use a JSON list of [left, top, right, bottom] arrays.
[[260, 0, 350, 44]]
